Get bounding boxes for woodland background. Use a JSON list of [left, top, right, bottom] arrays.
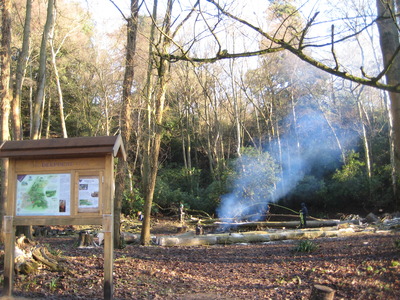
[[1, 0, 400, 246]]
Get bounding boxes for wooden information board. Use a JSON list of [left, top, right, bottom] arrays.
[[0, 135, 126, 299]]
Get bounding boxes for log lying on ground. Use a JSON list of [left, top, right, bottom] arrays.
[[14, 235, 69, 274], [156, 226, 366, 247], [123, 232, 157, 244], [186, 214, 336, 225], [204, 220, 342, 232]]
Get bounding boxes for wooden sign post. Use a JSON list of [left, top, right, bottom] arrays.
[[0, 135, 126, 300]]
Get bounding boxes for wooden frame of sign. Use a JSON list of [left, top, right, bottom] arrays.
[[0, 135, 126, 300]]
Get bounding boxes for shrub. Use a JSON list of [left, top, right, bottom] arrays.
[[122, 187, 145, 216], [293, 240, 319, 253]]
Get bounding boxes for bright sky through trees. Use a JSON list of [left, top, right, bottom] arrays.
[[78, 0, 269, 48]]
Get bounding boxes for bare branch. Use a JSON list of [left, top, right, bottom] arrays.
[[108, 0, 127, 20], [331, 25, 339, 71], [298, 11, 319, 48], [195, 0, 400, 93], [373, 44, 400, 83], [164, 46, 283, 63], [198, 2, 223, 55], [171, 0, 200, 40]]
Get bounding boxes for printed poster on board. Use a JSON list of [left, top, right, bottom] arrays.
[[16, 174, 71, 216], [78, 177, 99, 211]]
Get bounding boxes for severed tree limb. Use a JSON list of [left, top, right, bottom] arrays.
[[14, 235, 69, 274]]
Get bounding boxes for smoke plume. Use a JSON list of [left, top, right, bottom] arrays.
[[216, 111, 358, 223]]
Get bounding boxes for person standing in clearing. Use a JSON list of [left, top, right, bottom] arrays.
[[300, 203, 308, 228]]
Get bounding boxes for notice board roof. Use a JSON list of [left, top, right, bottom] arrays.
[[0, 135, 126, 160]]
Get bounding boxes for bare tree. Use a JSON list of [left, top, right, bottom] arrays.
[[139, 0, 200, 245], [49, 0, 71, 138], [108, 0, 140, 248], [140, 0, 173, 245], [376, 0, 400, 207], [31, 0, 55, 139], [12, 0, 31, 141], [0, 0, 12, 239]]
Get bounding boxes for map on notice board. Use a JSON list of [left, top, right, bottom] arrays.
[[16, 174, 71, 216]]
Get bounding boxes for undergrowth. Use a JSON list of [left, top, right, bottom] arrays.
[[293, 240, 319, 253]]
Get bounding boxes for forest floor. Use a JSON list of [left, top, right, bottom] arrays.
[[1, 219, 400, 299]]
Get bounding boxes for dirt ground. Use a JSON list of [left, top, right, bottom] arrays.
[[1, 221, 400, 299]]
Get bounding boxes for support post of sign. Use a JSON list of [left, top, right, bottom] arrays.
[[3, 216, 15, 296], [103, 214, 113, 300], [103, 153, 114, 300]]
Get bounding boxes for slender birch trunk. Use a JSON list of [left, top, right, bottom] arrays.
[[31, 0, 54, 139], [49, 1, 68, 138]]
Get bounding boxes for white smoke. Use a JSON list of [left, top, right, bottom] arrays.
[[216, 111, 358, 223]]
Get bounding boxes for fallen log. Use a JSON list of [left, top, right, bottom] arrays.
[[14, 235, 69, 274], [204, 220, 341, 232], [32, 245, 68, 272], [123, 232, 157, 244], [156, 227, 361, 246], [186, 214, 339, 225]]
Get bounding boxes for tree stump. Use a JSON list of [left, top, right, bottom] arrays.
[[310, 284, 335, 300], [33, 225, 51, 237], [77, 231, 99, 247]]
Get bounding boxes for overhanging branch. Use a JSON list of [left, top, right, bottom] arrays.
[[181, 0, 399, 93]]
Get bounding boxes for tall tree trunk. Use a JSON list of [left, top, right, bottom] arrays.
[[20, 0, 54, 238], [364, 10, 397, 206], [180, 100, 188, 169], [229, 60, 242, 158], [0, 0, 12, 241], [317, 98, 346, 164], [194, 70, 217, 180], [49, 1, 67, 138], [31, 0, 54, 139], [12, 0, 32, 141], [355, 86, 373, 206], [141, 0, 173, 246], [141, 0, 157, 196], [0, 0, 12, 142], [45, 96, 52, 138], [290, 90, 301, 159], [274, 111, 284, 201], [114, 0, 139, 249], [376, 0, 400, 208]]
